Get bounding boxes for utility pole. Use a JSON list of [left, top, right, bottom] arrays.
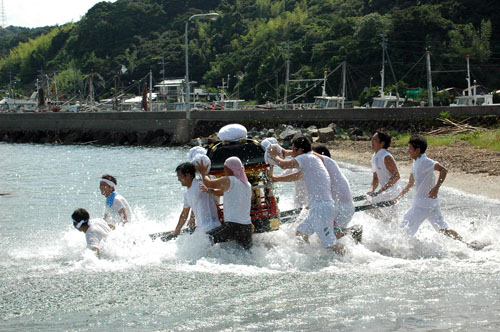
[[284, 42, 290, 105], [160, 56, 165, 82], [0, 0, 7, 28], [89, 72, 94, 106], [426, 50, 433, 107], [149, 70, 153, 112], [380, 34, 387, 97]]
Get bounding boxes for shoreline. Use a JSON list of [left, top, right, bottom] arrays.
[[329, 142, 500, 201]]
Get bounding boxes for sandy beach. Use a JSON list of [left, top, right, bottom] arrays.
[[328, 140, 500, 201]]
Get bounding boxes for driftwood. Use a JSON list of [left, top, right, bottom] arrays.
[[425, 118, 484, 136]]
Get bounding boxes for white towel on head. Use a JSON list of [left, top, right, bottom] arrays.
[[260, 137, 278, 150], [192, 154, 211, 173], [264, 143, 284, 166], [188, 146, 207, 161]]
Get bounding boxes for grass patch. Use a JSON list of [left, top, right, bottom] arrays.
[[393, 129, 500, 152]]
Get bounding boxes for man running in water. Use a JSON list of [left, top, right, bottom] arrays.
[[367, 130, 402, 222], [396, 135, 463, 240], [269, 135, 343, 254], [312, 145, 359, 242]]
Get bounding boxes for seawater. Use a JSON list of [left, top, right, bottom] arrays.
[[1, 143, 500, 331]]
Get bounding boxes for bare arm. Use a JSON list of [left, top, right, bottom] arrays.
[[195, 160, 231, 192], [199, 182, 224, 196], [92, 247, 101, 259], [376, 155, 400, 194], [368, 172, 379, 194], [171, 207, 191, 236], [396, 173, 415, 201], [268, 146, 300, 169], [429, 162, 447, 198], [272, 170, 302, 182], [118, 208, 129, 224], [202, 175, 231, 192], [187, 211, 196, 229]]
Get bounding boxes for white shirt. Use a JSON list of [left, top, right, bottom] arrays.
[[411, 153, 440, 209], [85, 218, 111, 250], [371, 148, 401, 199], [223, 176, 252, 225], [105, 193, 133, 224], [283, 168, 308, 208], [183, 178, 221, 232], [322, 156, 354, 207], [295, 152, 333, 204]]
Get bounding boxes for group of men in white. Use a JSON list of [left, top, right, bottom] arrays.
[[72, 124, 465, 257]]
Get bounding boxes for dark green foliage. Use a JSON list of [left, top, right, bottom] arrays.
[[0, 0, 499, 103]]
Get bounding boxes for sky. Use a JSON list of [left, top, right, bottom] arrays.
[[3, 0, 117, 28]]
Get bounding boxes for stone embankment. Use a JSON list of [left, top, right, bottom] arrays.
[[0, 112, 497, 147], [0, 128, 172, 146]]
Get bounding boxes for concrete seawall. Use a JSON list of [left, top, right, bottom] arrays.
[[1, 106, 499, 145]]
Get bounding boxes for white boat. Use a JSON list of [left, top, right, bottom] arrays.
[[371, 94, 403, 108], [312, 95, 345, 109], [371, 35, 402, 108], [452, 93, 494, 106], [0, 92, 38, 112], [450, 55, 494, 107]]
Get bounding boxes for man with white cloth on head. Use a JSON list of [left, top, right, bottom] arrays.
[[261, 137, 307, 209], [367, 130, 402, 222], [72, 208, 112, 258], [100, 174, 133, 225], [269, 135, 343, 254], [169, 161, 221, 237]]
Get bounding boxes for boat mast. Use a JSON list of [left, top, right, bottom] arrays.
[[322, 71, 327, 97], [426, 50, 433, 107], [341, 61, 346, 109], [149, 69, 153, 112], [466, 54, 471, 97]]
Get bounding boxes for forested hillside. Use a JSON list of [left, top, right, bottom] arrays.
[[0, 0, 498, 104]]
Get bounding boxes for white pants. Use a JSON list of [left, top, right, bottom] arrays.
[[334, 203, 355, 228], [401, 206, 449, 236], [296, 201, 337, 248]]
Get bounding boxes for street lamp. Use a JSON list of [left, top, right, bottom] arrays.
[[185, 12, 219, 119]]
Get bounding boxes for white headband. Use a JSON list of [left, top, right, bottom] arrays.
[[100, 179, 116, 188], [74, 219, 88, 229]]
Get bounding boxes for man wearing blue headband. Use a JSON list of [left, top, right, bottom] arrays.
[[72, 208, 112, 258], [100, 174, 133, 225]]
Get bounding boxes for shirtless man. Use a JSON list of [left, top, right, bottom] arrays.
[[269, 135, 343, 254], [396, 135, 463, 240], [170, 162, 221, 237], [100, 174, 133, 225], [72, 208, 112, 258], [367, 130, 402, 222]]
